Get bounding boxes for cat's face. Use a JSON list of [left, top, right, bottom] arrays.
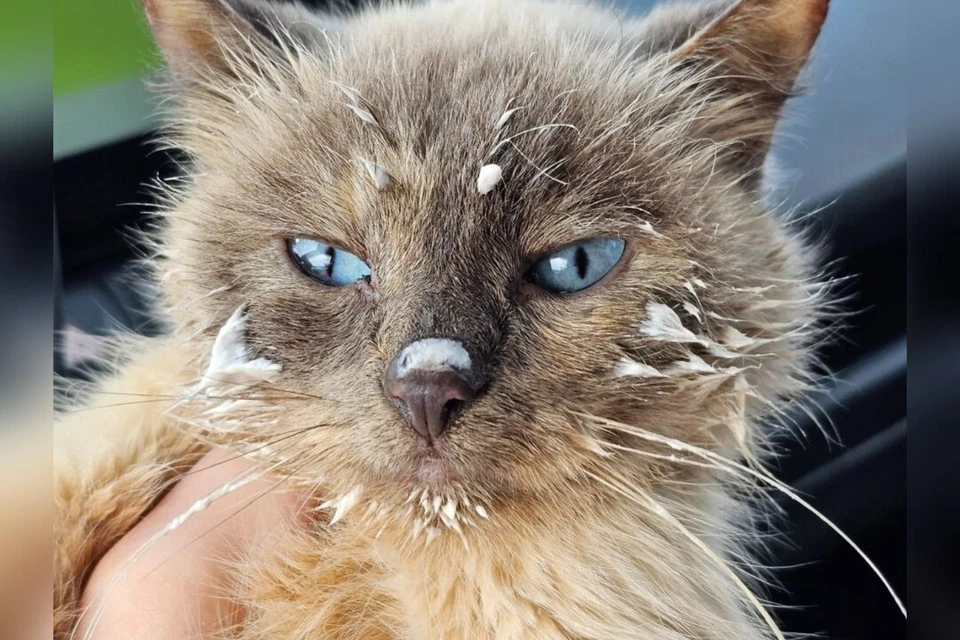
[[153, 0, 827, 506]]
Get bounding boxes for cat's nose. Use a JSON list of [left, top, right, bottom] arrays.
[[384, 338, 477, 443]]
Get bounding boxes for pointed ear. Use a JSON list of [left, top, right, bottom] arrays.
[[644, 0, 830, 173], [142, 0, 327, 79], [672, 0, 829, 92]]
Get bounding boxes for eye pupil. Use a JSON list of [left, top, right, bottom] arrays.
[[574, 246, 589, 280], [324, 246, 336, 278]]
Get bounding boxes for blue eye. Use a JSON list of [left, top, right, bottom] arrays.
[[287, 237, 372, 287], [528, 237, 626, 294]]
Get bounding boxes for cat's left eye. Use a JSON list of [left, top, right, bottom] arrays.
[[528, 237, 626, 294], [287, 237, 371, 287]]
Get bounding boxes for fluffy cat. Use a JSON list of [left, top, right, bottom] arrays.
[[55, 0, 836, 637]]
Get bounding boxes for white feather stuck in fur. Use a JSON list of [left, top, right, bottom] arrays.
[[721, 326, 780, 353], [321, 485, 363, 526], [682, 301, 703, 323], [183, 308, 285, 433], [639, 302, 755, 360], [664, 353, 716, 375], [332, 81, 362, 103], [614, 357, 665, 378], [723, 327, 756, 350], [477, 163, 503, 194], [637, 219, 664, 238], [638, 302, 701, 344], [495, 107, 522, 129], [197, 306, 280, 392], [345, 103, 379, 127], [705, 342, 742, 359], [362, 159, 392, 190]]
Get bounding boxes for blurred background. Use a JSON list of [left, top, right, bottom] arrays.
[[0, 0, 954, 637]]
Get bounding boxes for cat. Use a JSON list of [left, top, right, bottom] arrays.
[[54, 0, 835, 638]]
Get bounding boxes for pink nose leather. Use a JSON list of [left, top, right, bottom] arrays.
[[384, 368, 476, 443]]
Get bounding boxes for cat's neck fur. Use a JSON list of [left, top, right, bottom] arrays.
[[322, 486, 763, 640]]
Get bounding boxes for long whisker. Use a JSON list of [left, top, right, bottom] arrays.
[[583, 414, 906, 617], [597, 439, 787, 517], [180, 422, 335, 478], [584, 469, 785, 640], [68, 394, 311, 413]]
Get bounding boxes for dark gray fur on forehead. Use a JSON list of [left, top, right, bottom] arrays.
[[166, 0, 779, 192]]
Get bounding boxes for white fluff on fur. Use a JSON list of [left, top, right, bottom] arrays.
[[362, 159, 392, 190], [197, 307, 280, 392], [395, 338, 471, 375], [477, 164, 503, 194], [614, 357, 665, 378]]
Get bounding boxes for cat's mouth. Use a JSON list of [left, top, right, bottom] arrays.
[[411, 446, 462, 487]]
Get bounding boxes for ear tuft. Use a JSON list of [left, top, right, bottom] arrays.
[[673, 0, 830, 93], [142, 0, 326, 79], [143, 0, 238, 76]]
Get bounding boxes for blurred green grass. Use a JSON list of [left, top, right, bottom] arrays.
[[54, 0, 158, 97]]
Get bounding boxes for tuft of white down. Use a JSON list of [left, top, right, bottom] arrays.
[[638, 302, 750, 360], [319, 486, 363, 526], [345, 103, 379, 127], [362, 159, 392, 190], [405, 486, 489, 549], [197, 306, 280, 392], [638, 302, 701, 344], [495, 107, 522, 130], [477, 163, 503, 195], [614, 358, 665, 379]]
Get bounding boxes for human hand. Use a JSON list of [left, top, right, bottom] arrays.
[[76, 449, 312, 639]]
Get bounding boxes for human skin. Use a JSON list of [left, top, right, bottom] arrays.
[[77, 449, 311, 639]]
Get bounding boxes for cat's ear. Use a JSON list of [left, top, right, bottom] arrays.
[[642, 0, 830, 172], [670, 0, 828, 91], [142, 0, 329, 79]]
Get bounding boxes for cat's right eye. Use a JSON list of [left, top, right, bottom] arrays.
[[287, 237, 371, 287]]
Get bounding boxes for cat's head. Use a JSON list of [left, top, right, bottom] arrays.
[[147, 0, 828, 515]]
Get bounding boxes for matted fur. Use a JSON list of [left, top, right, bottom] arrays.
[[54, 0, 840, 638]]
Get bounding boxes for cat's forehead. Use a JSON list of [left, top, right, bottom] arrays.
[[197, 17, 723, 265], [240, 42, 674, 249]]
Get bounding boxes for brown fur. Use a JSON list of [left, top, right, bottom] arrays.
[[55, 1, 832, 638]]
